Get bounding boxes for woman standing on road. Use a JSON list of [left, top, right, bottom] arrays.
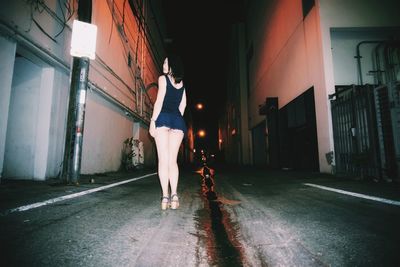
[[149, 54, 187, 210]]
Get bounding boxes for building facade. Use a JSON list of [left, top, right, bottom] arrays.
[[222, 0, 400, 175], [0, 0, 175, 181]]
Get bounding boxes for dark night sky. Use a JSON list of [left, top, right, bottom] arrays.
[[161, 0, 244, 151]]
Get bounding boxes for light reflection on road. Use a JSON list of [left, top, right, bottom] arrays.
[[196, 164, 247, 266]]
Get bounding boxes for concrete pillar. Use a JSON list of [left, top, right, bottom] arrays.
[[133, 122, 140, 140], [34, 68, 55, 179], [0, 36, 16, 180]]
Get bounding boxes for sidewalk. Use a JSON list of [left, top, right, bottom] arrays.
[[0, 168, 157, 214], [215, 164, 400, 202]]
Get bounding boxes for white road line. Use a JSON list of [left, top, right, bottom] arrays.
[[7, 172, 157, 214], [304, 183, 400, 206]]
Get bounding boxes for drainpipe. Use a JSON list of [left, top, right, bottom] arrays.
[[62, 0, 92, 185], [355, 40, 384, 86], [373, 43, 384, 85]]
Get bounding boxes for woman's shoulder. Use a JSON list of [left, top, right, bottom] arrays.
[[158, 75, 168, 83]]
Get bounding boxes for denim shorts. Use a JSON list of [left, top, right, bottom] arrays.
[[155, 112, 187, 135]]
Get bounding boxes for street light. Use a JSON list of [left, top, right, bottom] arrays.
[[196, 103, 204, 110], [198, 129, 206, 137], [63, 18, 97, 185]]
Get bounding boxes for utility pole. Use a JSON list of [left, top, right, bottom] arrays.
[[62, 0, 93, 185]]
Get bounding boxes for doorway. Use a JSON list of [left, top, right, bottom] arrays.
[[279, 87, 319, 171], [3, 55, 42, 178], [252, 121, 267, 165]]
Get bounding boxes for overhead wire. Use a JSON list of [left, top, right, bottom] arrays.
[[108, 0, 115, 43], [25, 0, 75, 42], [53, 0, 75, 36], [118, 0, 163, 71]]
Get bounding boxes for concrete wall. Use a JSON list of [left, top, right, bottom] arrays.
[[318, 0, 400, 171], [223, 23, 251, 165], [81, 0, 162, 173], [33, 67, 56, 179], [138, 124, 157, 168], [237, 24, 251, 165], [46, 69, 70, 177], [245, 0, 399, 173], [247, 0, 329, 171], [0, 0, 164, 179], [81, 91, 133, 173], [319, 0, 400, 88], [0, 0, 71, 61], [0, 0, 73, 180], [3, 56, 63, 180], [4, 57, 43, 179], [0, 36, 16, 180], [331, 28, 400, 86]]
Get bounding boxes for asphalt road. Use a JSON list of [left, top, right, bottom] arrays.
[[1, 166, 400, 267]]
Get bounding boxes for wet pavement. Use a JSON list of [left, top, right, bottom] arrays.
[[196, 166, 246, 266], [1, 165, 400, 266]]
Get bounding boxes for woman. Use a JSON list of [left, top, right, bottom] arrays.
[[149, 54, 187, 210]]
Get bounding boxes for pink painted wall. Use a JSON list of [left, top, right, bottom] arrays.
[[0, 0, 164, 176], [247, 0, 399, 172], [248, 0, 330, 171]]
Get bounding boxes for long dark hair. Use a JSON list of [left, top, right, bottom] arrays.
[[167, 54, 184, 83]]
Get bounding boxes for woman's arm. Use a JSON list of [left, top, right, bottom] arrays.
[[178, 89, 187, 116], [151, 75, 167, 121]]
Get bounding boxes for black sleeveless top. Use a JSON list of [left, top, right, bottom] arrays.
[[160, 75, 185, 114], [155, 75, 187, 134]]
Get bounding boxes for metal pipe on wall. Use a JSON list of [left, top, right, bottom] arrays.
[[355, 40, 384, 86], [373, 43, 384, 85]]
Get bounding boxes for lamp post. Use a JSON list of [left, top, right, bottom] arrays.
[[62, 0, 97, 185]]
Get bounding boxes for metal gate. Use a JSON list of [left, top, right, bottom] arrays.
[[374, 82, 400, 179], [330, 83, 400, 180]]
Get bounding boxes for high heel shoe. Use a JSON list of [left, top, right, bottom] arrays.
[[161, 196, 169, 210], [170, 194, 179, 210]]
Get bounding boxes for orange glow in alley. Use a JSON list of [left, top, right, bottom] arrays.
[[198, 130, 206, 137]]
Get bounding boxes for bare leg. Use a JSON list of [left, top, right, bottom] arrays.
[[154, 127, 170, 198], [168, 129, 184, 196]]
